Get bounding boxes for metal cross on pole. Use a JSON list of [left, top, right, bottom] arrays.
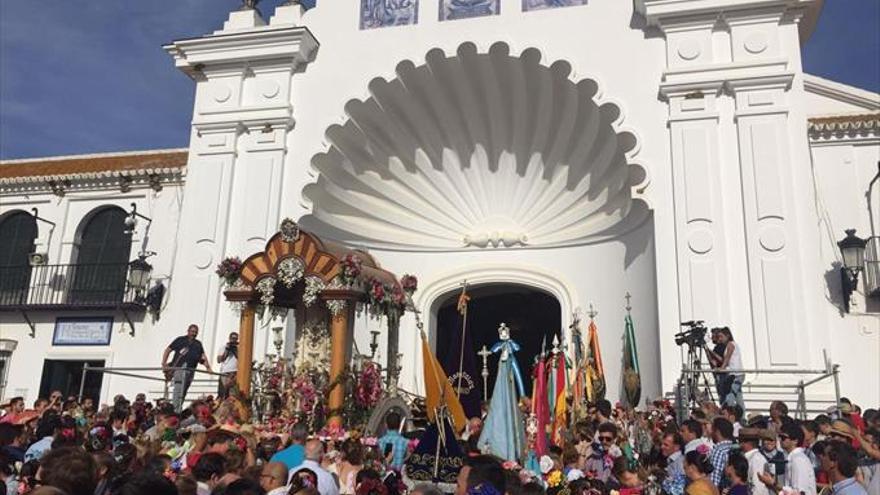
[[625, 292, 632, 314], [478, 345, 492, 402]]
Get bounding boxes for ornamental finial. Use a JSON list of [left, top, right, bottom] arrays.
[[240, 0, 261, 11]]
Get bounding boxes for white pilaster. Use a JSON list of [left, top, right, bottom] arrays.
[[642, 0, 823, 385], [162, 8, 318, 357]]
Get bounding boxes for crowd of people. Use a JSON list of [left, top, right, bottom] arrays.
[[1, 387, 878, 495]]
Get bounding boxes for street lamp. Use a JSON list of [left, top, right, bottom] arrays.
[[837, 229, 867, 313], [128, 254, 154, 299], [123, 203, 152, 236]]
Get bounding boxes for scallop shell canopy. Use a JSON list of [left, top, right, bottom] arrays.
[[301, 42, 649, 250]]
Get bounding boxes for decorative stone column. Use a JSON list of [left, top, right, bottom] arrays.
[[236, 304, 257, 396], [386, 315, 401, 389], [322, 289, 359, 428]]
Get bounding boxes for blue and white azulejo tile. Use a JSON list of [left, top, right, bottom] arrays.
[[522, 0, 586, 12], [439, 0, 500, 21], [360, 0, 419, 30]]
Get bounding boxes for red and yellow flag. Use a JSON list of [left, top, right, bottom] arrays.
[[551, 352, 568, 445], [422, 333, 467, 433], [586, 320, 606, 402]]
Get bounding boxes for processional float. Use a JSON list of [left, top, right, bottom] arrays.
[[220, 218, 416, 431]]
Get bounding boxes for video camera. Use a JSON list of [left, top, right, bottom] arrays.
[[675, 320, 708, 347]]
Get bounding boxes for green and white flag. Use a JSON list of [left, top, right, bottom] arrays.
[[622, 314, 641, 408]]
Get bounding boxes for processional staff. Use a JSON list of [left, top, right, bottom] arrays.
[[478, 345, 491, 401], [455, 281, 470, 397]]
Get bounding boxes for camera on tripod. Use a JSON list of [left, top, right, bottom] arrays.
[[675, 320, 708, 347]]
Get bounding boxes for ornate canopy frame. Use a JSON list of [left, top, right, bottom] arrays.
[[223, 219, 404, 426]]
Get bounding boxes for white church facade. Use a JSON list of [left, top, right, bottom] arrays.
[[1, 0, 878, 409]]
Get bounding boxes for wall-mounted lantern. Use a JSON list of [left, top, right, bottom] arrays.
[[838, 229, 868, 313]]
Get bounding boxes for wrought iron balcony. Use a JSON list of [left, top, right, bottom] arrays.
[[864, 236, 880, 298], [0, 263, 147, 311]]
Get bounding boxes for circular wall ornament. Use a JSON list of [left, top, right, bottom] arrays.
[[744, 33, 769, 54], [687, 229, 714, 254], [759, 226, 785, 252], [677, 40, 701, 61], [194, 246, 214, 270], [211, 83, 232, 103], [259, 79, 280, 99]]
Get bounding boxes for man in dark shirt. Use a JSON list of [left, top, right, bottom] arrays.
[[162, 324, 211, 411]]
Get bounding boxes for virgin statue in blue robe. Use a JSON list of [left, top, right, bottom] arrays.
[[477, 323, 526, 462]]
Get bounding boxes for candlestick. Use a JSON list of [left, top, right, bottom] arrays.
[[369, 330, 380, 359]]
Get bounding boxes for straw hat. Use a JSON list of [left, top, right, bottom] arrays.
[[829, 420, 855, 440]]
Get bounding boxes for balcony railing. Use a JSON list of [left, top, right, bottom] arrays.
[[865, 236, 880, 298], [0, 263, 146, 310]]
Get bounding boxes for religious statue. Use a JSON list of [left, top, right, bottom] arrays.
[[478, 323, 526, 462], [490, 323, 525, 397]]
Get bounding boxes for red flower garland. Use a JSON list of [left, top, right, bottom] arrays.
[[355, 361, 383, 408]]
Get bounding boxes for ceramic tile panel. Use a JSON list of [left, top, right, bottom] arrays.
[[439, 0, 500, 21], [522, 0, 587, 12], [360, 0, 419, 29]]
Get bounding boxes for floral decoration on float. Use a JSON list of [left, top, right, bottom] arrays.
[[215, 257, 243, 287]]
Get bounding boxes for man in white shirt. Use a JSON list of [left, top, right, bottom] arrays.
[[260, 462, 290, 495], [739, 428, 770, 495], [216, 331, 239, 398], [759, 422, 817, 495], [681, 419, 711, 453], [289, 439, 340, 495]]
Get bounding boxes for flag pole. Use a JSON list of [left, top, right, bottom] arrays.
[[455, 280, 470, 397]]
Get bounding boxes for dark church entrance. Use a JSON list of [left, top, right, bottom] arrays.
[[435, 284, 561, 418]]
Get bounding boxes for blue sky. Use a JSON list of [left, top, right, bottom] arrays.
[[0, 0, 877, 160]]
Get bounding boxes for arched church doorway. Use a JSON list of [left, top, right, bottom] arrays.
[[433, 284, 560, 419]]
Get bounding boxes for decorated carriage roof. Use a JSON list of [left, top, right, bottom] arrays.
[[224, 219, 402, 304]]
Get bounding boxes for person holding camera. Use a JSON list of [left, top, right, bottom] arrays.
[[704, 327, 744, 410], [162, 324, 212, 411], [217, 331, 239, 399]]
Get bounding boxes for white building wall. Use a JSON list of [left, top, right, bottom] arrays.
[[809, 135, 880, 405], [2, 0, 879, 408], [0, 171, 187, 404]]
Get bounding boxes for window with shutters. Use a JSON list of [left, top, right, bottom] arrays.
[[0, 211, 38, 305], [69, 207, 132, 304]]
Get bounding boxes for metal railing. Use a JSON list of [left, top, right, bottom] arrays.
[[864, 237, 880, 297], [0, 263, 144, 309], [77, 364, 225, 406], [677, 350, 840, 419]]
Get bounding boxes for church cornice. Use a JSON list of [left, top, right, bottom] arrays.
[[0, 149, 187, 195], [803, 74, 880, 113], [163, 25, 318, 80], [808, 114, 880, 141], [636, 0, 822, 42]]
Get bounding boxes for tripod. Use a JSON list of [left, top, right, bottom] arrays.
[[681, 342, 715, 410]]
